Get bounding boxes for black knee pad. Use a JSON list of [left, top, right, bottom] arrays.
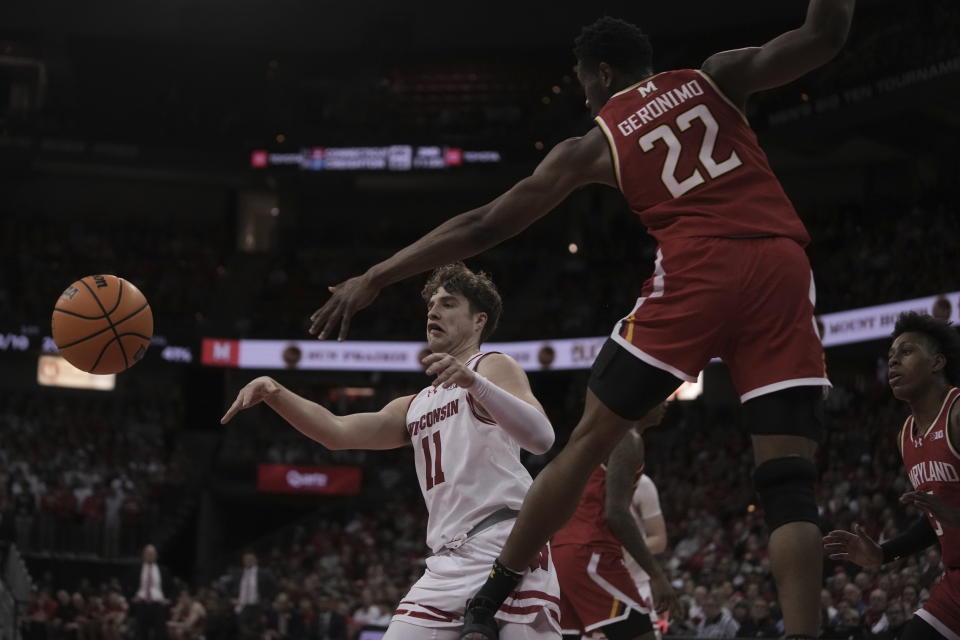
[[753, 456, 819, 532], [742, 386, 825, 441]]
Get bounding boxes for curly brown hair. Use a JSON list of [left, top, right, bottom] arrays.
[[421, 263, 502, 343], [893, 312, 960, 386]]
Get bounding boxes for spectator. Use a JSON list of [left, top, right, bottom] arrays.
[[166, 590, 206, 640], [102, 590, 129, 640], [315, 594, 347, 640], [128, 544, 170, 640], [738, 598, 780, 638], [862, 589, 889, 635], [696, 593, 739, 639], [230, 550, 276, 640], [263, 593, 296, 640]]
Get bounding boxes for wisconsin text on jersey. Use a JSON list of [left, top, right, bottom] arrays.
[[615, 79, 706, 136], [407, 398, 460, 437]]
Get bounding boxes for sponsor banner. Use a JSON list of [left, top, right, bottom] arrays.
[[0, 330, 194, 363], [37, 355, 116, 391], [200, 291, 960, 371], [236, 340, 425, 371], [202, 338, 241, 367], [818, 292, 960, 347], [202, 337, 608, 372], [257, 465, 362, 495], [249, 145, 500, 171]]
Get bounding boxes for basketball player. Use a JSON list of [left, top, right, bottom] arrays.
[[224, 263, 561, 640], [824, 312, 960, 640], [553, 405, 673, 640], [623, 472, 668, 634], [308, 3, 856, 638]]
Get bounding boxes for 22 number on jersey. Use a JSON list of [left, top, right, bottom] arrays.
[[638, 104, 743, 198]]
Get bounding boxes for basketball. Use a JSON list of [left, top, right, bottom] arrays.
[[51, 275, 154, 374]]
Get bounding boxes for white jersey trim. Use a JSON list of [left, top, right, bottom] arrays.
[[610, 332, 697, 383], [583, 552, 648, 633], [739, 377, 832, 403], [916, 609, 960, 640]]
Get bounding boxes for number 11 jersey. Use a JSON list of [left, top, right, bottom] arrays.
[[406, 352, 532, 553], [595, 68, 809, 247]]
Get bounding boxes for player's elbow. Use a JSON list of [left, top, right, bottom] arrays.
[[648, 535, 668, 554], [525, 429, 555, 455]]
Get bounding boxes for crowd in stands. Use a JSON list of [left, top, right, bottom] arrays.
[[0, 390, 186, 559]]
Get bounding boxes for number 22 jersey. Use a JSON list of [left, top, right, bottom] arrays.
[[594, 68, 810, 247], [406, 352, 532, 553]]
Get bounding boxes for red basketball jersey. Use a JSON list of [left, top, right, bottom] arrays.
[[900, 387, 960, 569], [552, 465, 638, 552], [594, 69, 810, 247]]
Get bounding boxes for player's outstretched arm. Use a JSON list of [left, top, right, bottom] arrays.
[[605, 432, 678, 615], [308, 128, 616, 341], [221, 376, 411, 451], [701, 0, 856, 108]]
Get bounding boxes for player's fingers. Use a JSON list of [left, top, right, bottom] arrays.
[[337, 307, 353, 342], [824, 530, 855, 541], [309, 304, 330, 335], [828, 553, 850, 561], [421, 353, 444, 366], [220, 397, 242, 424], [432, 369, 454, 388], [425, 360, 447, 377], [318, 304, 342, 340]]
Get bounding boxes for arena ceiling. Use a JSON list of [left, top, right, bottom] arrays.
[[0, 0, 893, 54]]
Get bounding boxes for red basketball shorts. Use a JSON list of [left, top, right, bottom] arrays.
[[916, 567, 960, 639], [611, 236, 830, 401], [552, 545, 650, 635]]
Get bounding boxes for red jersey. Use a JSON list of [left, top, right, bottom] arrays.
[[900, 386, 960, 569], [595, 69, 810, 247], [552, 465, 633, 552]]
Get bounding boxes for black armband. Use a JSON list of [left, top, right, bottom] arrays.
[[880, 517, 938, 564]]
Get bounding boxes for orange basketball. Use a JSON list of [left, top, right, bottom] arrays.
[[51, 275, 154, 374]]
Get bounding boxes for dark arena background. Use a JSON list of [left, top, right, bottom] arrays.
[[1, 0, 959, 638]]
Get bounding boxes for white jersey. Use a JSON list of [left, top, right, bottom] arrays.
[[406, 352, 532, 553], [623, 473, 663, 585]]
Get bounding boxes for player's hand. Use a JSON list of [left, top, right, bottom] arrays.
[[649, 571, 680, 617], [822, 523, 883, 568], [421, 353, 476, 389], [901, 490, 960, 526], [308, 273, 381, 341], [221, 377, 281, 423]]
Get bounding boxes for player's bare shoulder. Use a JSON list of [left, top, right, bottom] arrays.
[[475, 352, 523, 377]]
